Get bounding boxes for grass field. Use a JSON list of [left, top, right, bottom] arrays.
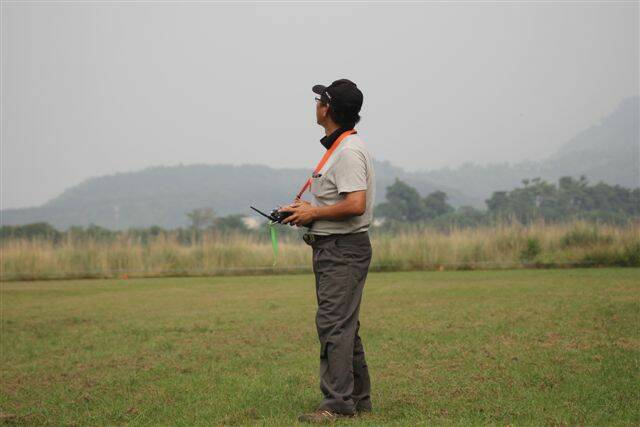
[[1, 269, 638, 425]]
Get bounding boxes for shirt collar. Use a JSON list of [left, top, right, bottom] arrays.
[[319, 126, 357, 150]]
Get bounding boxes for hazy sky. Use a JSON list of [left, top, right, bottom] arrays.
[[2, 1, 638, 209]]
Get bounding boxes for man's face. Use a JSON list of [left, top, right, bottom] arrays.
[[315, 98, 329, 126]]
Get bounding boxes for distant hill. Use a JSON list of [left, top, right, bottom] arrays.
[[421, 96, 639, 197], [0, 161, 473, 230], [2, 96, 637, 230]]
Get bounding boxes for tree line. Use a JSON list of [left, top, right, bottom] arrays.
[[0, 213, 256, 245], [376, 175, 639, 228], [2, 175, 638, 243]]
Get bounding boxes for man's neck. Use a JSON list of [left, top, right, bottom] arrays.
[[324, 122, 340, 136]]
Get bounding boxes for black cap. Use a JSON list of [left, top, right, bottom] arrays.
[[312, 79, 363, 114]]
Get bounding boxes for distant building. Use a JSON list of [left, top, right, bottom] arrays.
[[242, 216, 261, 230]]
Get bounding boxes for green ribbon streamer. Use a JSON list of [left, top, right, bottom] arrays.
[[269, 221, 278, 266]]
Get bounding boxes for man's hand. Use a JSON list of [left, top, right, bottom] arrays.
[[279, 199, 316, 226], [279, 191, 366, 227]]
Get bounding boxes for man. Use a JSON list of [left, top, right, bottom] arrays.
[[279, 79, 376, 423]]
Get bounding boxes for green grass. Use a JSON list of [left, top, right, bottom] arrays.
[[1, 269, 638, 425]]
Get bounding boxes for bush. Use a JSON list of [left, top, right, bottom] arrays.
[[620, 242, 640, 267], [520, 237, 541, 262], [581, 243, 640, 267], [560, 226, 613, 248]]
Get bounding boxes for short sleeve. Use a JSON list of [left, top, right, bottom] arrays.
[[333, 148, 368, 194]]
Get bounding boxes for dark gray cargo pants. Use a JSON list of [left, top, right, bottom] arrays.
[[306, 231, 372, 415]]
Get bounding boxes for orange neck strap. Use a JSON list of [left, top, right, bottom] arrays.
[[296, 129, 356, 199]]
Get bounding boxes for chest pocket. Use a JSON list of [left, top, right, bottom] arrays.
[[310, 173, 336, 200]]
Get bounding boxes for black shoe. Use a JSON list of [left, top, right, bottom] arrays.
[[355, 399, 372, 414]]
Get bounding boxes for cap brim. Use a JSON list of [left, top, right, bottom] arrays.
[[312, 84, 326, 95]]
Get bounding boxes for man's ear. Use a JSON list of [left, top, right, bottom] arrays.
[[324, 105, 331, 119]]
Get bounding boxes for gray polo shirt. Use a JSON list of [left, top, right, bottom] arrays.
[[309, 131, 375, 236]]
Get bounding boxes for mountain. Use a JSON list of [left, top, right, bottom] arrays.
[[2, 96, 637, 230], [421, 96, 639, 197], [0, 161, 473, 230]]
